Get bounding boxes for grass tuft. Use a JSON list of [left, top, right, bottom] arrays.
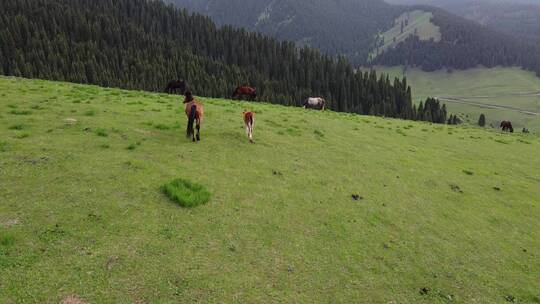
[[95, 128, 108, 137], [8, 124, 25, 130], [0, 233, 15, 247], [84, 110, 96, 116], [14, 133, 30, 139], [463, 170, 474, 176], [0, 141, 7, 152], [154, 124, 170, 130], [161, 178, 211, 208], [314, 129, 325, 138], [9, 110, 32, 115]]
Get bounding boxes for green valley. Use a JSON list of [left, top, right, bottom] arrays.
[[375, 66, 540, 131]]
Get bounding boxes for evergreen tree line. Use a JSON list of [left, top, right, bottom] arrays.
[[373, 7, 540, 76], [0, 0, 448, 123], [416, 97, 447, 124]]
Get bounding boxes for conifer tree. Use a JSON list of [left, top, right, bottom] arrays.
[[478, 114, 486, 127]]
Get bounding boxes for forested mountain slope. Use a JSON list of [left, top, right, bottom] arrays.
[[386, 0, 540, 40], [166, 0, 401, 66], [169, 0, 540, 75], [372, 7, 540, 75], [1, 0, 449, 122]]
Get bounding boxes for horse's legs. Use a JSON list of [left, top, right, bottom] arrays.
[[246, 125, 252, 142], [196, 121, 201, 141]]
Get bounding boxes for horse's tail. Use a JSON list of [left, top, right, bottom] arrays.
[[246, 113, 254, 128], [187, 104, 197, 138]]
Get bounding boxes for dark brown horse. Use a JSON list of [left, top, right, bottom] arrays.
[[184, 91, 204, 142], [232, 86, 257, 101], [500, 121, 514, 133], [165, 80, 187, 95]]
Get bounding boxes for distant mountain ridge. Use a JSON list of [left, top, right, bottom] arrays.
[[167, 0, 540, 76], [165, 0, 402, 66], [385, 0, 540, 40]]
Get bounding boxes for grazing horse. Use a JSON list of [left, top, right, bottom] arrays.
[[232, 86, 257, 101], [523, 128, 530, 134], [165, 80, 187, 95], [184, 91, 204, 142], [303, 97, 326, 110], [243, 110, 255, 143], [500, 121, 514, 133]]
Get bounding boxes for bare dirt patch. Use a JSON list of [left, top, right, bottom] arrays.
[[61, 295, 88, 304], [1, 218, 21, 228], [105, 256, 119, 271], [133, 128, 157, 137], [64, 118, 78, 125]]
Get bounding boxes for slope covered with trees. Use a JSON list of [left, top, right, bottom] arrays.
[[169, 0, 540, 76], [0, 0, 447, 123], [166, 0, 402, 66], [386, 0, 540, 40], [373, 7, 540, 76]]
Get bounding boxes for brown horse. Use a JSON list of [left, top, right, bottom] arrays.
[[232, 86, 257, 101], [184, 91, 204, 142], [243, 110, 255, 143], [165, 80, 187, 95], [500, 121, 514, 133]]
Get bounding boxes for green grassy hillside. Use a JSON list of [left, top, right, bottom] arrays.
[[1, 77, 539, 303], [375, 66, 540, 131]]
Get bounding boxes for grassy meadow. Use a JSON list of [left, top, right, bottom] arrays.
[[1, 76, 539, 303], [376, 66, 540, 131]]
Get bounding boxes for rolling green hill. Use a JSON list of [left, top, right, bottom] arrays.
[[371, 10, 441, 60], [1, 77, 539, 303], [385, 0, 540, 40], [375, 66, 540, 131]]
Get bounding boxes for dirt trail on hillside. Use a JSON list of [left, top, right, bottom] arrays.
[[436, 92, 540, 117], [442, 91, 540, 100]]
